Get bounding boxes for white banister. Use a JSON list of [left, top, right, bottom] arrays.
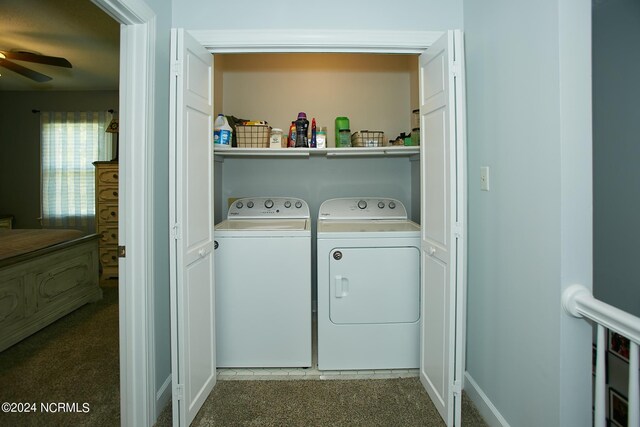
[[563, 284, 640, 427]]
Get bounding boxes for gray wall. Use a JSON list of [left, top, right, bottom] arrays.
[[0, 91, 118, 228], [593, 0, 640, 317], [463, 0, 592, 426]]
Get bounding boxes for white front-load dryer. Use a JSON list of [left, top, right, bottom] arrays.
[[317, 197, 420, 370], [214, 197, 311, 368]]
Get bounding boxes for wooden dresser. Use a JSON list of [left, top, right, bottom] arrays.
[[93, 161, 119, 284]]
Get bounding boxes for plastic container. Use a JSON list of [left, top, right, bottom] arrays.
[[214, 114, 232, 146], [335, 117, 350, 147], [310, 118, 317, 148], [288, 122, 296, 147], [337, 129, 351, 148], [295, 112, 309, 147], [270, 128, 283, 149], [316, 127, 327, 149]]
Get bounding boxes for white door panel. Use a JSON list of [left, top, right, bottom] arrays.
[[419, 30, 467, 427], [169, 28, 215, 427], [423, 107, 449, 251]]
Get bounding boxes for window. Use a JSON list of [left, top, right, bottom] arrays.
[[41, 111, 113, 231]]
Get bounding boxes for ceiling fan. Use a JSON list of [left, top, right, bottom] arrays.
[[0, 50, 72, 83]]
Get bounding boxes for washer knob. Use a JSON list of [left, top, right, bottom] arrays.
[[235, 201, 243, 209], [388, 201, 396, 209], [378, 201, 385, 209], [357, 200, 367, 209], [264, 199, 274, 209], [284, 201, 292, 208], [295, 201, 303, 209], [247, 201, 254, 208]]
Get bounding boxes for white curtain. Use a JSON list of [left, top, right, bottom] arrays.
[[41, 111, 113, 232]]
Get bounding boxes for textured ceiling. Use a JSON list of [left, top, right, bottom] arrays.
[[0, 0, 119, 91]]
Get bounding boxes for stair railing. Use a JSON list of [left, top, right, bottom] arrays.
[[563, 284, 640, 427]]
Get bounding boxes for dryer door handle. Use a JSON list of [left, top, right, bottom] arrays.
[[334, 275, 349, 298]]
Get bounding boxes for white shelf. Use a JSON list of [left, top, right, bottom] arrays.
[[213, 146, 419, 158]]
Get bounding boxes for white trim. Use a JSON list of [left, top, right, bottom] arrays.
[[464, 372, 511, 427], [190, 29, 443, 53], [92, 1, 156, 426]]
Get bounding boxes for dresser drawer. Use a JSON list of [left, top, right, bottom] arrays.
[[97, 225, 118, 246], [96, 168, 119, 185], [97, 186, 119, 203], [99, 248, 119, 268], [97, 204, 118, 223]]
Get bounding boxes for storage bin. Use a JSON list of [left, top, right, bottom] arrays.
[[236, 125, 270, 148], [351, 131, 385, 147]]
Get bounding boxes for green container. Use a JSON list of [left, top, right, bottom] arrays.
[[335, 117, 350, 147]]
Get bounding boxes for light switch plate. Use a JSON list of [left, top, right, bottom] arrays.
[[480, 166, 490, 191]]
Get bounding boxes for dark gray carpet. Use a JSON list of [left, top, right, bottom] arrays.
[[0, 286, 119, 427], [155, 378, 488, 427]]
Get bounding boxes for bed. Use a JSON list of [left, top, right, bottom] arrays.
[[0, 229, 102, 352]]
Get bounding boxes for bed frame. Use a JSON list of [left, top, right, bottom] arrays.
[[0, 233, 102, 352]]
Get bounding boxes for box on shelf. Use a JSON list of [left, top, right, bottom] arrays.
[[351, 131, 385, 147], [236, 125, 270, 148]]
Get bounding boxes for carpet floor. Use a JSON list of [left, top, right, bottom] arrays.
[[0, 285, 120, 427], [155, 379, 488, 427], [0, 285, 487, 427]]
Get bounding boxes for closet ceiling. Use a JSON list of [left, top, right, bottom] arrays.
[[0, 0, 119, 91]]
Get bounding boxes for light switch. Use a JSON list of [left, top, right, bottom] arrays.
[[480, 166, 490, 191]]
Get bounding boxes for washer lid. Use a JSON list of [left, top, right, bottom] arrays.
[[318, 220, 420, 234], [215, 219, 309, 231], [318, 197, 408, 220]]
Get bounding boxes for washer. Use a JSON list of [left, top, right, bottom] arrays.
[[214, 197, 311, 368], [317, 197, 420, 370]]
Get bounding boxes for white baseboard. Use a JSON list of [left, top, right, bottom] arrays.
[[464, 372, 511, 427], [155, 375, 172, 419]]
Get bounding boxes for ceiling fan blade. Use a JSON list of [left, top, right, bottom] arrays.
[[0, 58, 52, 82], [0, 51, 72, 68]]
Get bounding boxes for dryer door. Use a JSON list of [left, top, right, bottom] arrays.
[[329, 246, 420, 324]]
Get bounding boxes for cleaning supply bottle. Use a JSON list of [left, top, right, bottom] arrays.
[[288, 121, 296, 147], [316, 126, 327, 149], [295, 112, 309, 147], [214, 114, 232, 147], [310, 118, 317, 148]]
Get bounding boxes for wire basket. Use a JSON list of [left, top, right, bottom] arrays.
[[236, 125, 270, 148], [351, 130, 385, 147]]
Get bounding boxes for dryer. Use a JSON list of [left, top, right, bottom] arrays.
[[214, 197, 311, 367], [316, 197, 420, 370]]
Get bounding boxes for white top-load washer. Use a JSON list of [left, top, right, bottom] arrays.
[[214, 197, 311, 368], [316, 197, 420, 370]]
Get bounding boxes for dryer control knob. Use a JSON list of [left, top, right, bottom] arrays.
[[235, 201, 243, 209], [264, 199, 274, 209], [247, 201, 254, 208], [388, 201, 396, 209], [357, 200, 367, 209], [378, 201, 385, 209], [295, 201, 303, 209], [284, 201, 292, 208]]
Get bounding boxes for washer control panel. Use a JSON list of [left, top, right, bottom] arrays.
[[228, 197, 310, 219], [318, 198, 407, 220]]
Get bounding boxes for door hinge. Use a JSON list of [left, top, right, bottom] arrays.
[[175, 384, 184, 401], [452, 60, 461, 78], [172, 223, 182, 240], [453, 222, 463, 239], [118, 246, 126, 258], [453, 380, 462, 396], [171, 60, 182, 77]]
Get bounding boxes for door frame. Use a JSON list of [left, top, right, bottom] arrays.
[[91, 0, 157, 426]]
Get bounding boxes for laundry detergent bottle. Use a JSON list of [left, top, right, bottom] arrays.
[[214, 114, 232, 147]]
